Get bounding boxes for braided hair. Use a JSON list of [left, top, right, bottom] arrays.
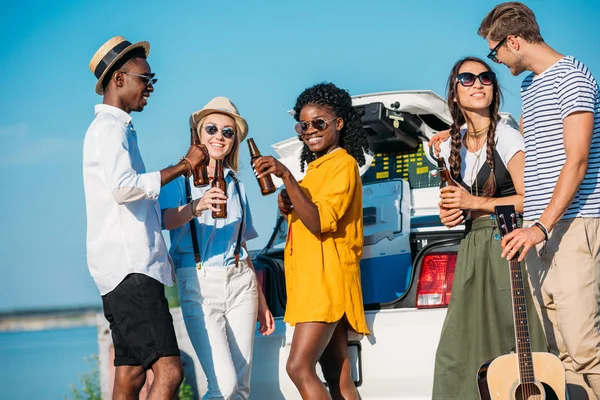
[[293, 82, 369, 172], [446, 57, 502, 198]]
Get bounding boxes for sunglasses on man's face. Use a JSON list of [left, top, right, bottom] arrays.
[[456, 71, 496, 87], [487, 37, 507, 64], [122, 72, 157, 87], [295, 117, 338, 135], [204, 123, 235, 139]]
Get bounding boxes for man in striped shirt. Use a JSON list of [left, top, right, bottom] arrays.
[[479, 2, 600, 398]]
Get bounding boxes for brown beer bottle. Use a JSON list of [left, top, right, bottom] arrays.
[[211, 159, 227, 219], [437, 157, 458, 188], [438, 156, 470, 219], [191, 127, 209, 187], [247, 138, 276, 195]]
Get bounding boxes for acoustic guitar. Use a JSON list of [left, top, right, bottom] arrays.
[[477, 205, 566, 400]]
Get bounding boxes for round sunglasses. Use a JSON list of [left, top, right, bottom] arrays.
[[456, 71, 496, 87], [204, 123, 235, 139], [121, 72, 157, 87], [295, 117, 338, 135]]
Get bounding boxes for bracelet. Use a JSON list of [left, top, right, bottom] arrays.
[[179, 157, 193, 178], [190, 198, 202, 218], [532, 220, 549, 241]]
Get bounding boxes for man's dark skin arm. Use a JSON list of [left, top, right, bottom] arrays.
[[160, 144, 209, 187]]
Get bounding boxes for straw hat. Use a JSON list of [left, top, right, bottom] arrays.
[[190, 97, 249, 142], [89, 36, 150, 95]]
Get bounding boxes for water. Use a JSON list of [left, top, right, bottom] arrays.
[[0, 326, 98, 399]]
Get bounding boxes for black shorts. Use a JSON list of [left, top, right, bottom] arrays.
[[102, 273, 180, 369]]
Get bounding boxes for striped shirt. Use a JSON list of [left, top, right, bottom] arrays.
[[521, 56, 600, 220]]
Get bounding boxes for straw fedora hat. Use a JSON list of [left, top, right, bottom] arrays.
[[190, 97, 249, 142], [89, 36, 150, 95]]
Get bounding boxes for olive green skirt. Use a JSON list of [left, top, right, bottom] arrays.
[[432, 216, 547, 400]]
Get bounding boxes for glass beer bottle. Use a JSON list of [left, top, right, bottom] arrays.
[[437, 157, 458, 188], [191, 127, 209, 187], [438, 156, 470, 219], [211, 159, 227, 219], [247, 138, 276, 195]]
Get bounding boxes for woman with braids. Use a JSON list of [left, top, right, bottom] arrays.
[[431, 57, 546, 399], [254, 82, 370, 400]]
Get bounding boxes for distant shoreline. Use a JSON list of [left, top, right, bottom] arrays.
[[0, 306, 102, 332]]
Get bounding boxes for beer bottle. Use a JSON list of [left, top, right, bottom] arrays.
[[191, 127, 209, 187], [211, 159, 227, 219], [437, 157, 458, 188], [247, 138, 276, 195], [438, 156, 470, 220]]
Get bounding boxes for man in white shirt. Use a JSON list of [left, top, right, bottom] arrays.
[[83, 36, 208, 398], [479, 3, 600, 398]]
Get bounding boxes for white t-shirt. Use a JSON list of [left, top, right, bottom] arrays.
[[439, 121, 524, 187]]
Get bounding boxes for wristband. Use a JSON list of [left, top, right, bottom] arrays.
[[179, 157, 193, 178], [531, 220, 549, 241], [190, 198, 202, 218]]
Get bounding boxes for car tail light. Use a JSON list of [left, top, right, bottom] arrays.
[[255, 268, 266, 296], [416, 252, 457, 308]]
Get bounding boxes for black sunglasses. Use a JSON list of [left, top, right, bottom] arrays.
[[487, 37, 507, 64], [456, 71, 496, 87], [123, 72, 157, 87], [205, 123, 235, 139], [295, 117, 338, 135]]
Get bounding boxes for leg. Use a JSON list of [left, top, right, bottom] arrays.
[[113, 365, 146, 400], [146, 356, 184, 400], [224, 266, 259, 400], [102, 278, 148, 399], [103, 274, 182, 399], [318, 318, 358, 400], [286, 321, 339, 400], [526, 219, 600, 399], [178, 267, 238, 399]]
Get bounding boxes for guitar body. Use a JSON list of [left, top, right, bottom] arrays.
[[477, 352, 566, 399]]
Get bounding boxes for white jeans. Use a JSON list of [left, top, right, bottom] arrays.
[[176, 262, 259, 400]]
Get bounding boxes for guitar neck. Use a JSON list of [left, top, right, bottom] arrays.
[[509, 257, 535, 384]]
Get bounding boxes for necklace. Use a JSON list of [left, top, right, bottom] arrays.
[[468, 140, 485, 197], [327, 146, 342, 155], [466, 124, 490, 138]]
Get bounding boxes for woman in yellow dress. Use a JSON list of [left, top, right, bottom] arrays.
[[254, 82, 370, 400]]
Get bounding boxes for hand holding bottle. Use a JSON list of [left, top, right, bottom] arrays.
[[278, 189, 293, 216], [197, 187, 228, 214]]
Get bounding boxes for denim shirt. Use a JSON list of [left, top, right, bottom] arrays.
[[159, 169, 258, 269]]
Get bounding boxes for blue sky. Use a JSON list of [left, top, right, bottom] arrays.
[[1, 0, 598, 313]]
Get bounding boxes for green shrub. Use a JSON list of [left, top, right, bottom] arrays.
[[178, 378, 194, 400], [64, 355, 100, 400], [165, 284, 180, 308]]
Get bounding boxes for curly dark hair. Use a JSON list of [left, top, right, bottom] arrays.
[[446, 57, 502, 198], [293, 82, 369, 172]]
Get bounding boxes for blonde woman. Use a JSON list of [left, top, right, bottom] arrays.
[[160, 97, 274, 399]]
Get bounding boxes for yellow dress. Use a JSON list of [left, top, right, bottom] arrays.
[[284, 149, 369, 335]]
